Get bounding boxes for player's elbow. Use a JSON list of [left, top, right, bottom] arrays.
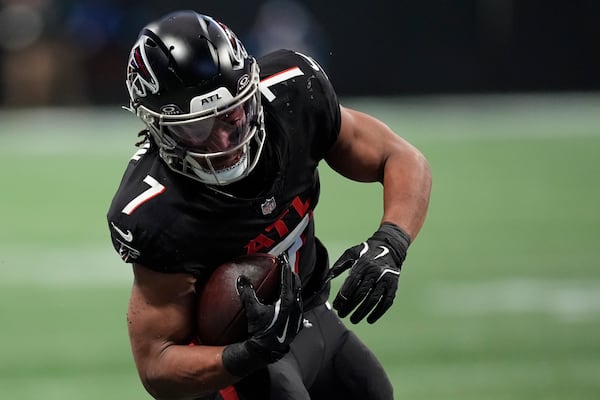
[[139, 370, 205, 400], [139, 372, 176, 400], [390, 140, 432, 186], [408, 146, 432, 203], [140, 374, 165, 400], [414, 146, 432, 186]]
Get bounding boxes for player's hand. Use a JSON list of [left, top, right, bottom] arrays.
[[238, 263, 303, 356], [330, 222, 411, 324], [222, 258, 303, 377]]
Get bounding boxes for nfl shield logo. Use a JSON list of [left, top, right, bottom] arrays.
[[261, 197, 276, 215]]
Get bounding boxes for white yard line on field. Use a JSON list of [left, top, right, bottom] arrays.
[[0, 245, 132, 287], [427, 279, 600, 321], [4, 244, 599, 324], [346, 92, 600, 140], [2, 93, 600, 155]]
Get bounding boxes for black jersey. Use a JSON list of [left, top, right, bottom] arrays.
[[107, 50, 341, 306]]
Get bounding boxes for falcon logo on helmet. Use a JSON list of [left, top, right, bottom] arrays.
[[215, 21, 248, 70], [126, 38, 160, 98]]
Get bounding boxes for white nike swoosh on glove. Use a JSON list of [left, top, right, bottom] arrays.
[[374, 245, 389, 260], [276, 317, 290, 343]]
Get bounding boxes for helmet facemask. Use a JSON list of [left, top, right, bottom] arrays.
[[136, 63, 266, 186]]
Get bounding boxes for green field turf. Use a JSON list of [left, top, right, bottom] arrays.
[[1, 94, 599, 399]]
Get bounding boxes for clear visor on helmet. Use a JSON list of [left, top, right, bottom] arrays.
[[160, 92, 259, 157]]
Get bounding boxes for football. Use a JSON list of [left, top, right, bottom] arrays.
[[195, 253, 283, 346]]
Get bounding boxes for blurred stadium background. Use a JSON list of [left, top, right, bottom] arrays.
[[1, 1, 599, 399]]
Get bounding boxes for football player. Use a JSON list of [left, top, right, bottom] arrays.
[[107, 10, 431, 400]]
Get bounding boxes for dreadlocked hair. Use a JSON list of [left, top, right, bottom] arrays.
[[135, 130, 151, 147]]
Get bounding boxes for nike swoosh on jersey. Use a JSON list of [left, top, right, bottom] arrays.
[[111, 222, 133, 242], [276, 317, 290, 344]]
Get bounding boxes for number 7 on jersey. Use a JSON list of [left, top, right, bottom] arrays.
[[122, 175, 166, 215]]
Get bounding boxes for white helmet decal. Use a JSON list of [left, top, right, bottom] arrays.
[[190, 87, 234, 113], [212, 18, 248, 70], [126, 37, 160, 98]]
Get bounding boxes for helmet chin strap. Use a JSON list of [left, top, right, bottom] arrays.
[[188, 150, 250, 186]]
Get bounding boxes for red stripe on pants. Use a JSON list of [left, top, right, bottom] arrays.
[[219, 385, 240, 400]]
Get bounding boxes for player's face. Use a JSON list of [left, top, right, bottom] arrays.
[[166, 105, 249, 170]]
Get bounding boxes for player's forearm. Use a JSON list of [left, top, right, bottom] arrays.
[[139, 344, 237, 400], [381, 145, 431, 240]]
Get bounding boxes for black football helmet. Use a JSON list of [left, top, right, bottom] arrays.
[[125, 10, 265, 185]]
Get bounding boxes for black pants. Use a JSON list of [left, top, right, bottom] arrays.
[[234, 302, 394, 400]]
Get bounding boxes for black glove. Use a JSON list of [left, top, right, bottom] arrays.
[[330, 222, 411, 324], [222, 259, 303, 377]]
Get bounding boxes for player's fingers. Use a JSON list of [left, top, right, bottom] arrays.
[[294, 312, 304, 335], [366, 290, 394, 324], [342, 277, 374, 320], [236, 275, 259, 306], [291, 271, 302, 299], [292, 271, 302, 301], [350, 284, 385, 324], [366, 275, 398, 323], [290, 283, 304, 334], [333, 260, 374, 312], [332, 272, 358, 314], [333, 275, 372, 318], [279, 265, 293, 299], [279, 266, 302, 312], [329, 257, 355, 279]]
